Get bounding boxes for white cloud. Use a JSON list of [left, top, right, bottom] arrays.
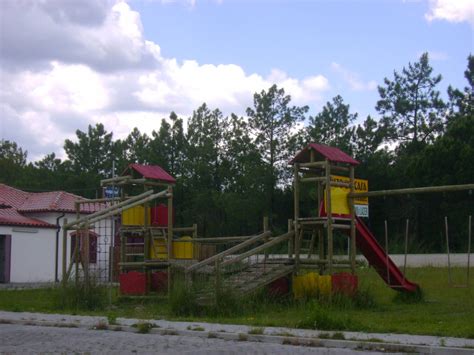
[[0, 0, 329, 160], [330, 62, 377, 91], [425, 0, 474, 26]]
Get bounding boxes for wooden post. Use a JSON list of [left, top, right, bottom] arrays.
[[84, 223, 90, 289], [75, 203, 80, 285], [263, 216, 269, 262], [349, 165, 356, 274], [167, 185, 173, 298], [403, 219, 409, 282], [384, 220, 390, 285], [192, 223, 198, 261], [325, 159, 333, 275], [120, 231, 126, 275], [144, 187, 152, 294], [445, 216, 452, 284], [288, 219, 294, 258], [308, 229, 316, 258], [215, 258, 221, 299], [167, 186, 173, 260], [293, 163, 300, 270], [467, 215, 471, 286], [61, 218, 68, 286]]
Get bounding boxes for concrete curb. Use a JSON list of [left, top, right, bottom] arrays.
[[1, 312, 473, 354]]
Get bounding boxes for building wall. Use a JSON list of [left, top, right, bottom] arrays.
[[0, 212, 114, 283], [0, 225, 57, 283]]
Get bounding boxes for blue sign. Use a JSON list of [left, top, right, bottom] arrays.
[[104, 186, 120, 198]]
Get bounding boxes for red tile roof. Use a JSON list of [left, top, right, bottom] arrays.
[[0, 208, 56, 229], [125, 164, 176, 184], [291, 143, 360, 166], [0, 184, 99, 213], [0, 184, 30, 209]]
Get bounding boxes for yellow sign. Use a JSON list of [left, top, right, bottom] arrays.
[[331, 175, 368, 205], [324, 175, 368, 216]]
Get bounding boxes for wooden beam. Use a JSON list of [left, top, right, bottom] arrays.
[[65, 190, 154, 228], [220, 231, 293, 267], [349, 183, 474, 198], [75, 190, 169, 228], [300, 177, 326, 183], [101, 175, 132, 185], [186, 231, 272, 272]]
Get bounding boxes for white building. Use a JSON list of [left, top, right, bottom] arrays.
[[0, 184, 113, 283]]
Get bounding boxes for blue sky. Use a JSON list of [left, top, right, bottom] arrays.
[[0, 0, 472, 160], [134, 0, 472, 116]]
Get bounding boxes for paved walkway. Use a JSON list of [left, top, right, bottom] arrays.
[[0, 311, 472, 354]]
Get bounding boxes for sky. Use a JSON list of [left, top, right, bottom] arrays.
[[0, 0, 472, 161]]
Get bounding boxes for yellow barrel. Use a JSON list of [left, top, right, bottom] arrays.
[[173, 236, 193, 259], [292, 272, 332, 299], [122, 205, 150, 226]]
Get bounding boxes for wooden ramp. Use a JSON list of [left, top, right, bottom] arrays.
[[224, 261, 294, 294]]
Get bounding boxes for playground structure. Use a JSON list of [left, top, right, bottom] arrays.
[[61, 143, 473, 300]]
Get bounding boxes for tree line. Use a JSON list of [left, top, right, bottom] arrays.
[[1, 53, 473, 251]]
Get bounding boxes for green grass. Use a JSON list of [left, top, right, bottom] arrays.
[[0, 267, 473, 338]]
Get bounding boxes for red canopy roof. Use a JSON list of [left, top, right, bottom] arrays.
[[125, 164, 176, 184], [0, 208, 56, 229], [291, 143, 359, 166]]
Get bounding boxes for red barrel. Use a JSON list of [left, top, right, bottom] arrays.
[[268, 277, 289, 297], [119, 271, 146, 295], [331, 272, 358, 296], [151, 204, 174, 226], [151, 271, 168, 292]]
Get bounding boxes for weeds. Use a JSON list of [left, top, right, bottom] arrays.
[[93, 321, 108, 330], [248, 327, 265, 335], [107, 313, 118, 325], [53, 280, 106, 311], [297, 303, 352, 331], [393, 287, 424, 304], [238, 333, 248, 341], [134, 322, 154, 334], [187, 325, 205, 331]]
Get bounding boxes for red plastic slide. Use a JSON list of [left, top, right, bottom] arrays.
[[355, 217, 419, 293]]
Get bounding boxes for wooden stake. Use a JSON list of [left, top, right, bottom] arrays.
[[467, 216, 471, 286], [445, 216, 452, 284], [403, 219, 409, 282], [384, 220, 390, 285]]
